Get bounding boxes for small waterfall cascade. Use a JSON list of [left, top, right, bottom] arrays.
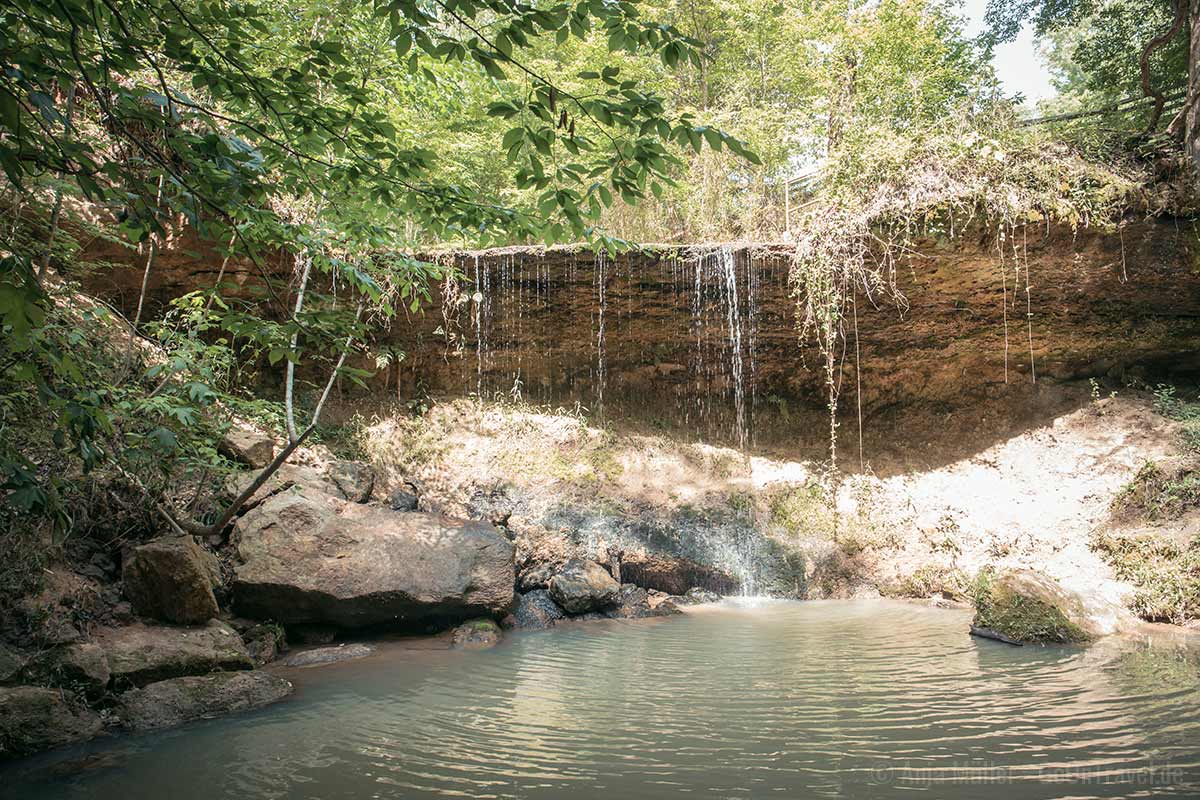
[[429, 244, 786, 448]]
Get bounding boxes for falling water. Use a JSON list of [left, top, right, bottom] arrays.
[[716, 246, 747, 450], [425, 245, 779, 449], [595, 249, 608, 413]]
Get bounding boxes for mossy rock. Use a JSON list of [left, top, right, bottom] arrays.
[[971, 569, 1092, 645]]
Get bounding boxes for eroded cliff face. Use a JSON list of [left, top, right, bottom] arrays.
[[81, 218, 1200, 467]]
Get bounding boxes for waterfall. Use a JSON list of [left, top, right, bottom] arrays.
[[472, 254, 484, 397], [716, 246, 747, 451], [595, 249, 608, 413]]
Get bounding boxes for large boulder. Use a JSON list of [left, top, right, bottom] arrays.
[[327, 460, 375, 503], [0, 644, 26, 684], [218, 427, 275, 469], [971, 569, 1126, 645], [0, 686, 102, 758], [19, 643, 110, 697], [122, 536, 221, 624], [117, 671, 293, 732], [232, 493, 516, 628], [548, 559, 619, 614], [509, 590, 566, 630], [98, 620, 253, 687]]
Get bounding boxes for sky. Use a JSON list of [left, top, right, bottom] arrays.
[[960, 0, 1057, 105]]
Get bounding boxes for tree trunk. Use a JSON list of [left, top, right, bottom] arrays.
[[1188, 0, 1200, 173]]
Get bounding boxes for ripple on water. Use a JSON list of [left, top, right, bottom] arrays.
[[4, 600, 1200, 800]]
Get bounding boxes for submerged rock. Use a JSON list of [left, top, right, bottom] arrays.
[[0, 686, 102, 758], [218, 428, 275, 469], [98, 620, 253, 687], [117, 671, 293, 732], [509, 590, 566, 630], [971, 569, 1100, 645], [548, 559, 619, 614], [122, 536, 221, 625], [451, 619, 502, 649], [232, 493, 515, 628], [281, 644, 374, 668], [328, 460, 375, 503]]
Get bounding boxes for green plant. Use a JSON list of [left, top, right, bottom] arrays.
[[1112, 460, 1200, 521], [1151, 384, 1200, 453], [1092, 528, 1200, 624]]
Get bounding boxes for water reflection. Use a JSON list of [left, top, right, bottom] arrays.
[[4, 601, 1200, 799]]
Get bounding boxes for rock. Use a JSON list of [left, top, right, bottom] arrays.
[[509, 590, 566, 630], [20, 643, 110, 697], [466, 486, 515, 527], [219, 428, 275, 469], [389, 488, 419, 512], [451, 619, 502, 649], [0, 686, 102, 758], [327, 460, 375, 503], [684, 587, 723, 604], [0, 644, 27, 684], [517, 562, 556, 592], [281, 643, 374, 668], [618, 552, 739, 596], [122, 536, 221, 625], [232, 493, 516, 628], [242, 625, 284, 666], [969, 625, 1025, 646], [98, 620, 253, 688], [548, 559, 619, 614], [222, 463, 338, 512], [117, 671, 292, 732], [971, 569, 1105, 645], [606, 584, 681, 619]]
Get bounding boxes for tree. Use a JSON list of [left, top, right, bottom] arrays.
[[985, 0, 1198, 169], [0, 0, 757, 535]]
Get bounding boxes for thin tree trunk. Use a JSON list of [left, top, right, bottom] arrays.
[[1140, 0, 1188, 132], [38, 89, 75, 286], [1187, 0, 1200, 171], [284, 249, 313, 444]]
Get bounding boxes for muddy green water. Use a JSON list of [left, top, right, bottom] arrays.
[[5, 600, 1200, 799]]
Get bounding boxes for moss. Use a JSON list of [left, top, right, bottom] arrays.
[[971, 569, 1090, 644]]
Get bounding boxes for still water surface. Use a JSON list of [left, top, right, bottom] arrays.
[[5, 599, 1200, 799]]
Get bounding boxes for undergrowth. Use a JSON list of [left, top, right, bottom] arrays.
[[790, 109, 1163, 470], [1112, 461, 1200, 521], [1092, 528, 1200, 624]]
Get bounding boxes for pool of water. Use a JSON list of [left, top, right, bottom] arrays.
[[5, 599, 1200, 799]]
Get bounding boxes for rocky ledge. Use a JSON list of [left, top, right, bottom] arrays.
[[0, 448, 722, 762]]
